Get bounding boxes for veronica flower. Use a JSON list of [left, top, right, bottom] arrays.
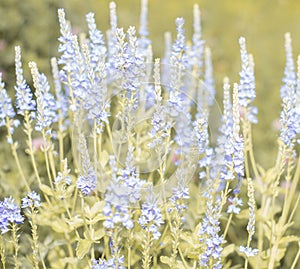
[[76, 134, 97, 196], [161, 32, 172, 86], [0, 73, 19, 144], [57, 9, 76, 72], [137, 0, 151, 56], [193, 118, 213, 176], [29, 62, 57, 134], [190, 4, 205, 77], [204, 46, 215, 107], [21, 191, 41, 209], [0, 197, 24, 234], [280, 33, 296, 100], [295, 55, 300, 144], [0, 75, 15, 126], [169, 169, 190, 214], [14, 46, 36, 116], [103, 154, 145, 230], [51, 57, 69, 128], [57, 9, 88, 111], [172, 17, 186, 58], [238, 37, 258, 124], [279, 33, 298, 151], [198, 196, 223, 269], [149, 59, 172, 150], [279, 82, 297, 151], [214, 78, 235, 189], [232, 83, 245, 188], [91, 256, 125, 269], [86, 12, 107, 68], [125, 26, 144, 98], [238, 246, 259, 257], [227, 197, 243, 214], [138, 185, 163, 240], [108, 27, 128, 83], [81, 45, 110, 133], [107, 1, 118, 79]]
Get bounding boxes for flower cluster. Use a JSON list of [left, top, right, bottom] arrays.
[[103, 156, 145, 230], [14, 46, 36, 116], [238, 37, 258, 124], [21, 191, 41, 209], [138, 186, 163, 240], [91, 256, 126, 269], [0, 73, 19, 132], [0, 197, 24, 234], [76, 134, 97, 196]]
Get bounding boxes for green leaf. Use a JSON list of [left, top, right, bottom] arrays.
[[39, 183, 54, 196], [92, 214, 106, 224], [92, 229, 105, 241], [235, 209, 249, 220], [222, 244, 236, 256], [65, 216, 84, 230], [76, 239, 92, 260], [279, 235, 300, 245], [90, 201, 105, 218], [175, 261, 186, 269], [160, 256, 170, 264], [100, 150, 109, 167], [51, 219, 69, 233]]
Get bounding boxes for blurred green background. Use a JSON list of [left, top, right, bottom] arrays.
[[1, 0, 300, 167]]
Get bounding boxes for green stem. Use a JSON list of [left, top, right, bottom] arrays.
[[12, 223, 19, 269], [127, 230, 133, 269], [42, 130, 54, 189], [142, 229, 152, 269], [223, 213, 233, 240], [24, 113, 41, 185], [0, 235, 6, 269], [10, 141, 30, 191], [58, 117, 65, 172], [30, 210, 39, 269], [291, 242, 300, 269]]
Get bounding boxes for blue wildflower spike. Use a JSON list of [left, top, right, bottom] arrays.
[[238, 37, 258, 124], [14, 46, 36, 116]]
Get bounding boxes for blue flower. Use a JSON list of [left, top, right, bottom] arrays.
[[172, 18, 186, 56], [204, 47, 215, 107], [103, 155, 145, 230], [0, 197, 24, 234], [137, 0, 151, 56], [169, 170, 190, 214], [190, 4, 205, 77], [76, 134, 97, 196], [57, 9, 76, 72], [0, 73, 16, 128], [51, 57, 69, 130], [77, 167, 97, 196], [280, 33, 296, 100], [29, 62, 57, 133], [279, 67, 297, 150], [238, 246, 259, 257], [86, 12, 107, 68], [14, 46, 36, 115], [238, 37, 258, 124], [227, 197, 243, 214], [198, 197, 223, 269], [91, 256, 125, 269], [138, 186, 163, 240], [21, 191, 41, 208], [54, 171, 71, 186]]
